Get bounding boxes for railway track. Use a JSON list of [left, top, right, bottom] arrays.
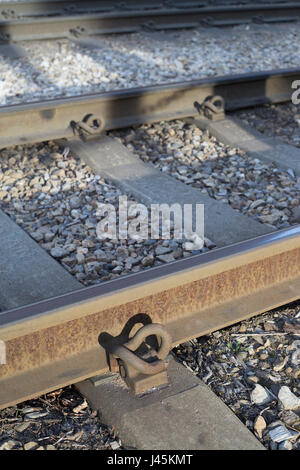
[[0, 1, 300, 43], [0, 68, 299, 149], [0, 57, 300, 448]]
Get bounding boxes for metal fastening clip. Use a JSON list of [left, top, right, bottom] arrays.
[[194, 95, 225, 121], [100, 322, 172, 394], [0, 32, 10, 43], [141, 20, 158, 31], [1, 9, 17, 19], [69, 25, 87, 38], [70, 114, 105, 141]]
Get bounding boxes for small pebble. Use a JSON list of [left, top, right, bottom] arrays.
[[278, 386, 300, 410], [268, 425, 298, 443], [251, 384, 272, 406]]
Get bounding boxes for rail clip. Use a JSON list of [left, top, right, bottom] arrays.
[[100, 323, 172, 394], [194, 95, 225, 121], [70, 113, 105, 141]]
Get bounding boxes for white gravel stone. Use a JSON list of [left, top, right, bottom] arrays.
[[50, 247, 68, 259], [291, 347, 300, 366], [268, 425, 298, 443], [24, 441, 38, 450], [278, 386, 300, 410], [110, 440, 121, 450], [250, 384, 272, 406], [279, 440, 293, 450], [25, 411, 48, 419], [14, 422, 30, 433], [273, 357, 289, 372], [156, 253, 175, 263], [0, 440, 18, 450]]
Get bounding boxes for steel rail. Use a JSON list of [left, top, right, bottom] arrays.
[[0, 68, 299, 149], [0, 225, 299, 409], [0, 2, 300, 42], [1, 1, 296, 19], [2, 0, 203, 18]]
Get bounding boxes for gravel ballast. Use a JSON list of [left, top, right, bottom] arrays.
[[233, 103, 300, 149], [1, 8, 300, 452], [0, 135, 298, 451], [113, 119, 300, 229], [0, 141, 214, 287], [173, 302, 300, 450], [0, 386, 122, 450], [0, 22, 300, 105]]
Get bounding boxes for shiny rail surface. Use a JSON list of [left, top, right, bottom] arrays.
[[0, 1, 300, 42], [0, 225, 299, 409], [0, 68, 299, 149]]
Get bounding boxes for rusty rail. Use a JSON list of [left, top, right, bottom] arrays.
[[0, 68, 299, 149], [0, 225, 299, 409]]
